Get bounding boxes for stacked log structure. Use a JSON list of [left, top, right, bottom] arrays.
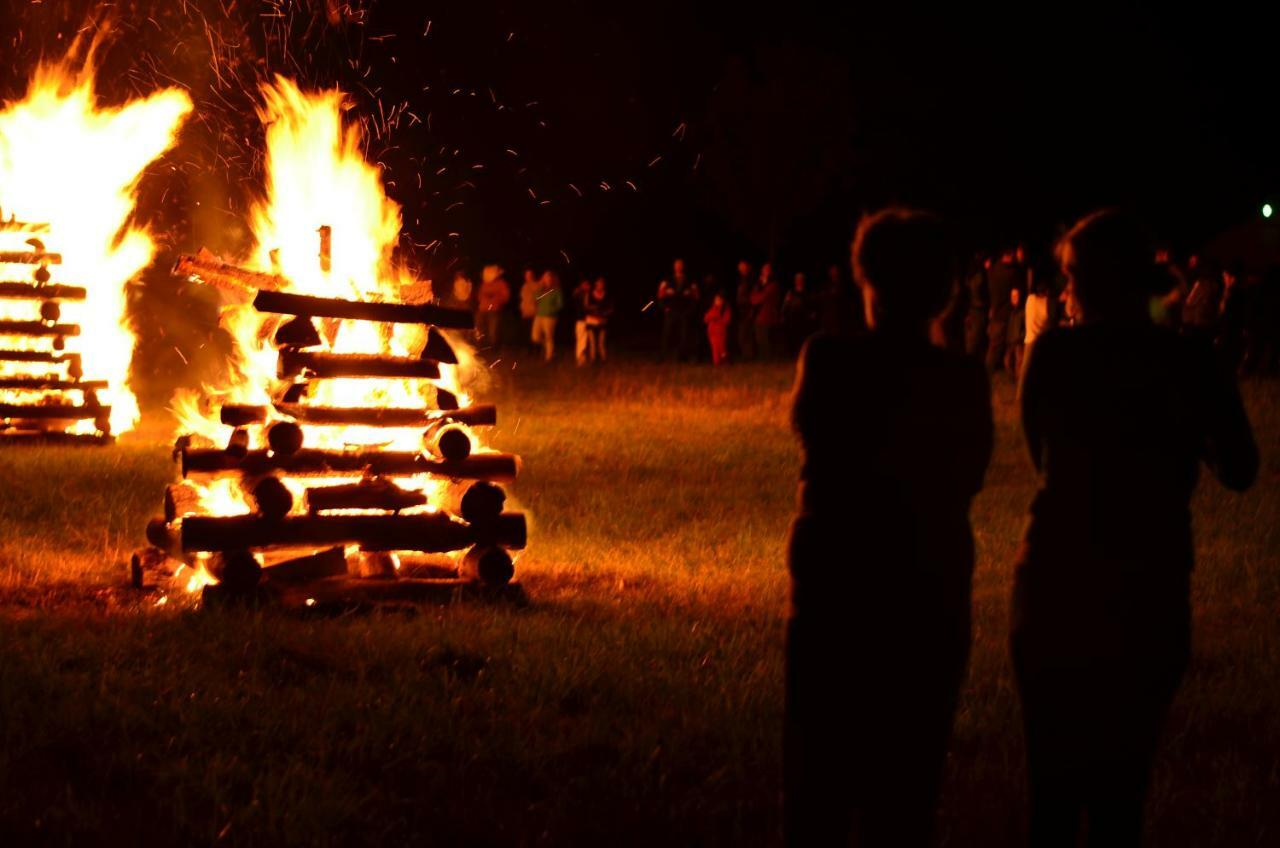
[[135, 239, 527, 608], [0, 219, 111, 443]]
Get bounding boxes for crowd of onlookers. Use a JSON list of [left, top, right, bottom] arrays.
[[434, 244, 1280, 377], [937, 244, 1280, 380], [435, 265, 615, 365]]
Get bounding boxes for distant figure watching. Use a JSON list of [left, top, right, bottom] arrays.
[[1014, 209, 1258, 847], [787, 208, 993, 847]]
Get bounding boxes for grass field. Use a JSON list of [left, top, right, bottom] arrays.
[[0, 359, 1276, 846]]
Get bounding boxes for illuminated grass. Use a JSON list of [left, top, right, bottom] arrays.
[[0, 360, 1275, 845]]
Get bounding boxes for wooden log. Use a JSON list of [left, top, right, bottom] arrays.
[[249, 476, 293, 519], [172, 252, 286, 294], [0, 402, 108, 420], [424, 423, 472, 461], [461, 546, 515, 586], [164, 482, 202, 523], [0, 350, 79, 367], [304, 479, 428, 514], [0, 282, 86, 300], [277, 349, 441, 380], [181, 447, 519, 481], [273, 402, 495, 428], [209, 551, 263, 591], [0, 321, 79, 337], [261, 546, 348, 584], [435, 388, 459, 410], [130, 546, 183, 588], [422, 327, 459, 364], [179, 511, 527, 553], [0, 378, 106, 391], [253, 289, 474, 330], [267, 421, 304, 456], [221, 405, 268, 427], [437, 404, 496, 427], [0, 251, 61, 264], [274, 403, 446, 428], [0, 430, 111, 446], [274, 317, 322, 349], [396, 554, 461, 580], [459, 481, 507, 524], [226, 428, 250, 457]]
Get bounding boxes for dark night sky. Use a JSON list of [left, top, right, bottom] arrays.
[[1, 1, 1278, 341]]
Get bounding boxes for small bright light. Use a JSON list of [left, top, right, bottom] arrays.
[[1264, 203, 1274, 219]]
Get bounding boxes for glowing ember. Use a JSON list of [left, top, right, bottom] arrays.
[[0, 48, 191, 435]]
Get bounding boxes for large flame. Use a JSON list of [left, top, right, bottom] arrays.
[[0, 58, 191, 434], [176, 77, 480, 527]]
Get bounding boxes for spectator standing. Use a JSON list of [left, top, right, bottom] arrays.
[[1005, 287, 1026, 378], [783, 271, 820, 355], [820, 263, 859, 336], [476, 265, 510, 349], [531, 271, 563, 361], [735, 260, 757, 359], [751, 262, 783, 359], [788, 208, 993, 846], [987, 249, 1019, 372], [519, 267, 540, 348], [572, 277, 592, 366], [964, 254, 990, 358], [583, 276, 614, 364], [1015, 210, 1256, 847], [658, 258, 699, 361], [704, 291, 732, 365]]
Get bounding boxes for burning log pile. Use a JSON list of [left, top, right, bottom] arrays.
[[0, 220, 112, 443], [134, 237, 527, 609]]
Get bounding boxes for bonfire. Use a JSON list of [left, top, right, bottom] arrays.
[[133, 78, 526, 608]]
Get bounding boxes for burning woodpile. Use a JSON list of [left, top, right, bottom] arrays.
[[131, 78, 528, 609], [0, 219, 112, 443], [0, 54, 191, 442]]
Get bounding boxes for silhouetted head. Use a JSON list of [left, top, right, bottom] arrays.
[[793, 272, 806, 292], [760, 261, 773, 282], [524, 267, 537, 284], [673, 258, 686, 277], [851, 207, 951, 332], [737, 259, 752, 278], [593, 277, 607, 296], [1057, 209, 1156, 322]]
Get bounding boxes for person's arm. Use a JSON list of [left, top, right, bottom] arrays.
[[1199, 346, 1259, 491], [1019, 334, 1049, 473], [791, 335, 834, 446]]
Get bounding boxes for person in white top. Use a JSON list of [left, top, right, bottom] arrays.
[[1025, 282, 1053, 349]]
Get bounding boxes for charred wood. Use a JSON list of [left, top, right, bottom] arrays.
[[304, 479, 428, 513], [0, 282, 86, 300], [179, 511, 527, 553], [253, 289, 474, 329], [277, 349, 441, 380], [0, 320, 79, 336], [182, 447, 518, 481]]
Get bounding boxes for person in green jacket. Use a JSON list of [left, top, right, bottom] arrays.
[[531, 270, 564, 361]]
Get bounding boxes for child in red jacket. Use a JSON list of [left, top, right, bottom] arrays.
[[704, 293, 732, 365]]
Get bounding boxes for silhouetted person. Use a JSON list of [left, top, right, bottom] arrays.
[[987, 248, 1019, 372], [658, 258, 698, 361], [1014, 210, 1258, 848], [964, 253, 989, 357], [782, 271, 820, 355], [787, 208, 993, 847], [735, 259, 757, 359]]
